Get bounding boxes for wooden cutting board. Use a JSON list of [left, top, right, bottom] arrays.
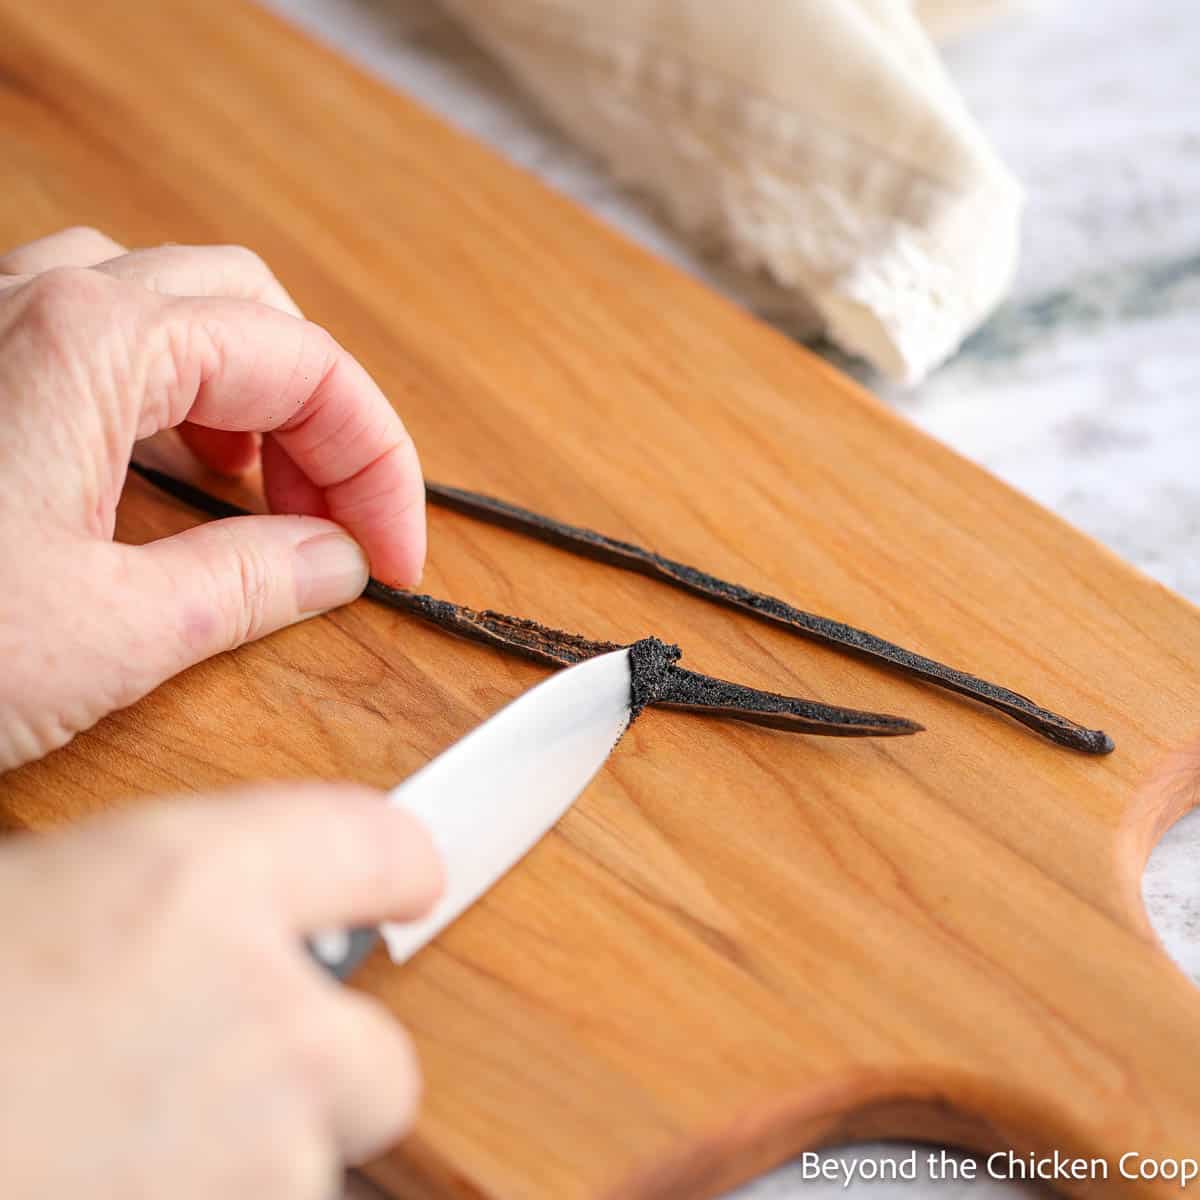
[[3, 2, 1200, 1196]]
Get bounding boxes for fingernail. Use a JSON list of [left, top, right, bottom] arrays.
[[294, 532, 370, 615]]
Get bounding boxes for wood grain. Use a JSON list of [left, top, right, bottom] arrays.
[[2, 2, 1200, 1196]]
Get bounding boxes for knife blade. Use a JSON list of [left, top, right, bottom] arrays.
[[309, 647, 633, 978]]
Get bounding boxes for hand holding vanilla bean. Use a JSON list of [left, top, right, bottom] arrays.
[[0, 227, 426, 770]]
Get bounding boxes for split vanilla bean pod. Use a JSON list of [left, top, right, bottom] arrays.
[[426, 483, 1114, 755], [128, 462, 919, 740]]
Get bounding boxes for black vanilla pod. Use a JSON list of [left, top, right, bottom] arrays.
[[425, 483, 1114, 755], [128, 462, 919, 740]]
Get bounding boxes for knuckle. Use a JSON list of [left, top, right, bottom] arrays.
[[300, 318, 339, 369], [18, 266, 108, 322], [219, 244, 289, 306], [182, 524, 278, 651], [131, 822, 219, 923], [0, 710, 76, 772], [124, 812, 273, 952], [220, 243, 271, 278], [142, 307, 224, 434], [164, 306, 219, 387], [6, 269, 132, 427], [61, 225, 120, 256], [227, 536, 275, 645]]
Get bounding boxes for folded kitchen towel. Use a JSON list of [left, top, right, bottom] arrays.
[[438, 0, 1021, 383]]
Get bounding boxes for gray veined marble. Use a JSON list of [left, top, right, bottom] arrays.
[[262, 2, 1200, 1195]]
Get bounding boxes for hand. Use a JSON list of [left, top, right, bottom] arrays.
[[0, 783, 443, 1198], [0, 227, 426, 770]]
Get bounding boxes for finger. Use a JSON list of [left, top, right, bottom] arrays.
[[98, 244, 303, 478], [14, 243, 299, 478], [95, 243, 304, 317], [113, 512, 369, 692], [133, 294, 426, 586], [178, 425, 261, 476], [308, 990, 423, 1165], [160, 785, 445, 931], [0, 225, 125, 274]]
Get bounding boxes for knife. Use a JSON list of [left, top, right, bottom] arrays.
[[309, 647, 634, 979]]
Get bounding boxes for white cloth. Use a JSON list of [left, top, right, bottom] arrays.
[[439, 0, 1020, 383]]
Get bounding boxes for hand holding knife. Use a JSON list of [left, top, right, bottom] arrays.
[[310, 648, 635, 979]]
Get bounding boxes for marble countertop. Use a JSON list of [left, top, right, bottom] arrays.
[[264, 2, 1199, 1195]]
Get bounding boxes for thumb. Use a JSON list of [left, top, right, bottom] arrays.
[[119, 514, 369, 684]]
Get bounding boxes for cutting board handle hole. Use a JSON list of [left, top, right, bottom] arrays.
[[1118, 735, 1200, 983], [1142, 810, 1200, 989]]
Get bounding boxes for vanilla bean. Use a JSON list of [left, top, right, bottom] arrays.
[[129, 462, 919, 740], [128, 465, 247, 521], [425, 483, 1114, 755]]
